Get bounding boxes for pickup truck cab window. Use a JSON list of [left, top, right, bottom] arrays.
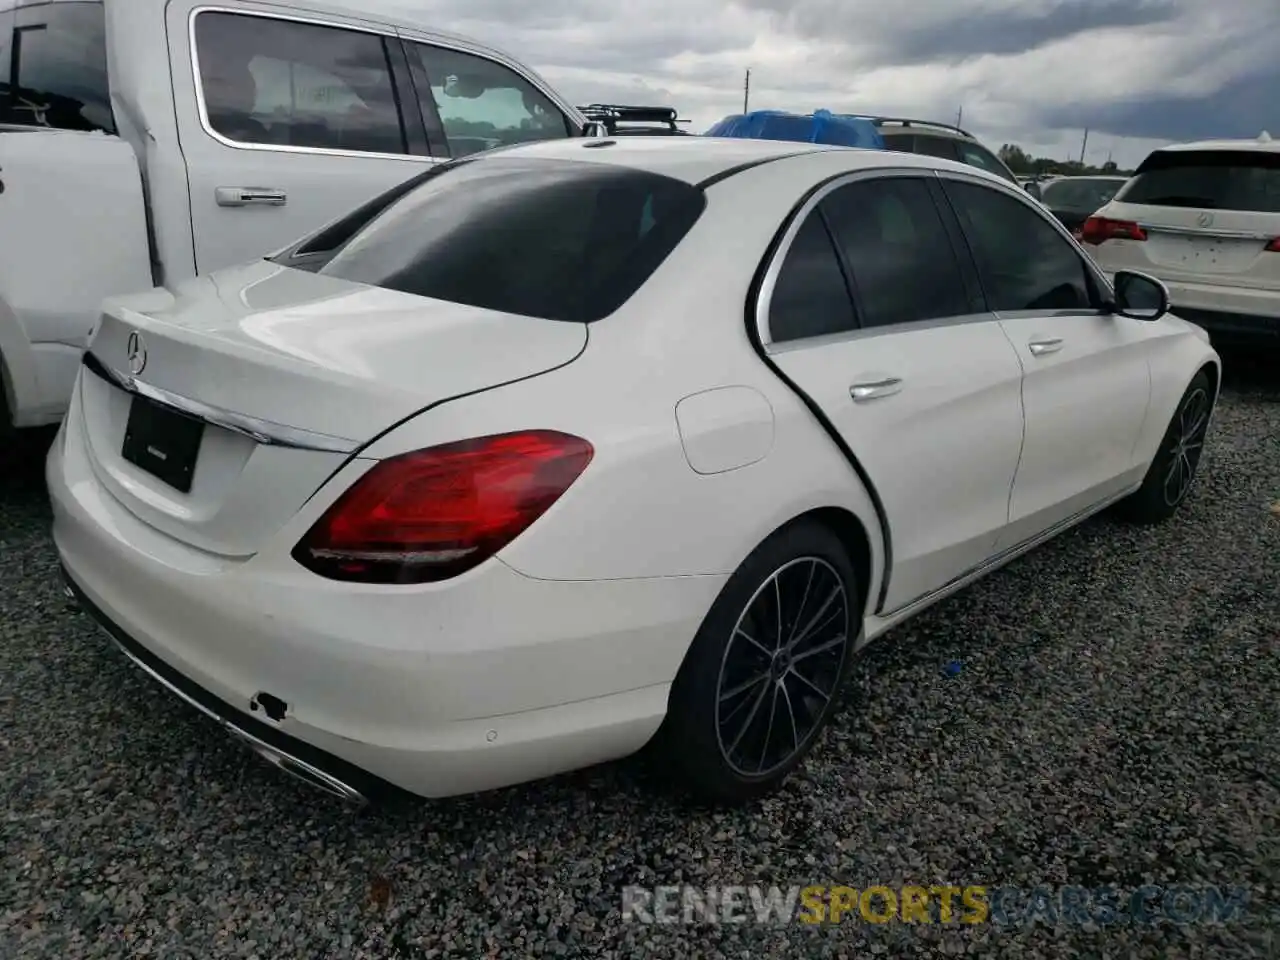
[[193, 11, 406, 155], [409, 43, 572, 158], [0, 0, 114, 133]]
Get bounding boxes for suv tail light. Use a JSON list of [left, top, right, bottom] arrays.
[[294, 431, 594, 584], [1080, 216, 1147, 245], [1265, 238, 1280, 252]]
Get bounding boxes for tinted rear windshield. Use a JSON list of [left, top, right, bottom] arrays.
[[1041, 178, 1125, 211], [316, 157, 706, 323], [1117, 150, 1280, 212]]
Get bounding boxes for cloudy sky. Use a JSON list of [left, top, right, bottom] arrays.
[[388, 0, 1277, 169]]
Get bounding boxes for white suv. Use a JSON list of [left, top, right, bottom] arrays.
[[1083, 134, 1280, 348]]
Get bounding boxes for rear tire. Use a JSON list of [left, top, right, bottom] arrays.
[[657, 521, 859, 805], [1114, 370, 1213, 525]]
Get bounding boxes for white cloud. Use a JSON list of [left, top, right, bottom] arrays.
[[378, 0, 1278, 169]]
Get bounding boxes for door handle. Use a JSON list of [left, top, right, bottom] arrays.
[[216, 187, 288, 207], [1027, 337, 1064, 356], [850, 377, 903, 402]]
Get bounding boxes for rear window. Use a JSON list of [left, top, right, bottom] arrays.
[[1117, 150, 1280, 212], [1041, 178, 1125, 211], [317, 157, 706, 323]]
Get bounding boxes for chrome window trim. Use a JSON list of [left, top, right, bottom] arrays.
[[755, 166, 990, 351], [932, 167, 1119, 302], [186, 6, 579, 162], [82, 352, 360, 454]]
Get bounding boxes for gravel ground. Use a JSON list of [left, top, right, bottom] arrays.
[[2, 354, 1278, 959]]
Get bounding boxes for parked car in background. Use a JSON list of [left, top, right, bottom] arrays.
[[705, 111, 1040, 198], [0, 0, 618, 439], [52, 137, 1220, 806], [1040, 175, 1129, 238], [869, 117, 1041, 198], [1083, 134, 1280, 347]]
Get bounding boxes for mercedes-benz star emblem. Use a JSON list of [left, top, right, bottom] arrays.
[[126, 331, 147, 377], [1197, 212, 1214, 228]]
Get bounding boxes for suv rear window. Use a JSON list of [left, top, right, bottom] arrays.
[[317, 157, 706, 323], [1117, 150, 1280, 213]]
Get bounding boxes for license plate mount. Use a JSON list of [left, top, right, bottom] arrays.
[[121, 394, 205, 493]]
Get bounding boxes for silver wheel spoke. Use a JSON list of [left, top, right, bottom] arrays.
[[788, 589, 841, 651], [787, 665, 832, 701], [719, 672, 769, 704], [792, 633, 847, 664], [735, 628, 773, 659], [786, 562, 817, 647], [779, 679, 801, 751], [757, 686, 781, 773], [727, 682, 770, 756], [772, 575, 784, 650]]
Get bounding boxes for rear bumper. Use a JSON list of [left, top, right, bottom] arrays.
[[1167, 307, 1280, 346], [47, 404, 724, 800]]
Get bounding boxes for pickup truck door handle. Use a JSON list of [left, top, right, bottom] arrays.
[[215, 187, 288, 207], [1027, 337, 1064, 356], [849, 377, 903, 402]]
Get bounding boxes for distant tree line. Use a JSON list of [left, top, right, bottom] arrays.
[[998, 143, 1134, 177]]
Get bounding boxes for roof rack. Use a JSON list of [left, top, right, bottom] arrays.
[[578, 104, 690, 135], [858, 115, 974, 140]]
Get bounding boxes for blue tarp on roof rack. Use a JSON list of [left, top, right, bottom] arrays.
[[704, 109, 885, 150]]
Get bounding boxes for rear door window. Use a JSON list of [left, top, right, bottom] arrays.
[[317, 157, 704, 323], [820, 177, 972, 329], [767, 211, 857, 343], [193, 11, 407, 155], [0, 0, 114, 133], [1117, 150, 1280, 213]]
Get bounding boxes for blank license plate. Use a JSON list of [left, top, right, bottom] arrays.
[[121, 395, 205, 493]]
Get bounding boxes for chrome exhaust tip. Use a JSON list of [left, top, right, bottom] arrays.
[[226, 725, 368, 807]]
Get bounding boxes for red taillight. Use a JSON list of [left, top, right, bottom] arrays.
[[1265, 237, 1280, 252], [294, 430, 594, 583], [1080, 216, 1147, 246]]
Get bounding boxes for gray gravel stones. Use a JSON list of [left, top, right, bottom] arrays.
[[2, 358, 1277, 958]]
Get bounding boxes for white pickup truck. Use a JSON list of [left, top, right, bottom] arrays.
[[0, 0, 604, 436]]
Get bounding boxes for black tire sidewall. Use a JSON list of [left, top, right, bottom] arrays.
[[1121, 370, 1213, 522], [662, 520, 859, 801]]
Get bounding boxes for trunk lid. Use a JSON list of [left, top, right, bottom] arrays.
[[79, 260, 587, 557]]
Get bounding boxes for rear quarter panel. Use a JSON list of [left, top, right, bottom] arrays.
[[354, 160, 888, 604]]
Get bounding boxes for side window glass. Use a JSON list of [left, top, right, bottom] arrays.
[[821, 178, 972, 329], [913, 136, 960, 161], [194, 12, 407, 155], [944, 180, 1094, 312], [956, 142, 1017, 183], [411, 44, 571, 158], [0, 1, 114, 133], [768, 211, 857, 343]]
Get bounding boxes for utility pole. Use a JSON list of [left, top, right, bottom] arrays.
[[1079, 128, 1090, 165], [743, 68, 751, 114], [956, 105, 963, 129]]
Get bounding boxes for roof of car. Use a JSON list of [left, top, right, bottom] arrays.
[[479, 136, 948, 185], [1155, 134, 1280, 154]]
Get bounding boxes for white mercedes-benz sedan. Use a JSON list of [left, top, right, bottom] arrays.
[[49, 137, 1221, 806]]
